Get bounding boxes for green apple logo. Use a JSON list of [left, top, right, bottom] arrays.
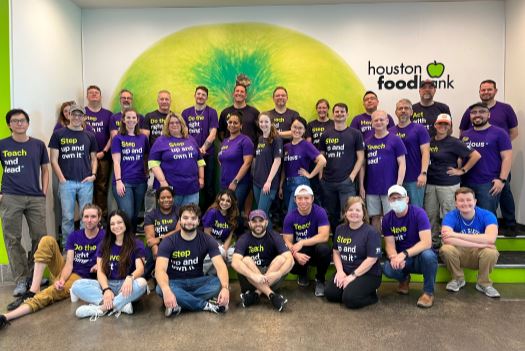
[[426, 60, 445, 78], [111, 23, 365, 120]]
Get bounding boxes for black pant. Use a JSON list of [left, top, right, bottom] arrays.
[[325, 273, 381, 309], [291, 243, 331, 282]]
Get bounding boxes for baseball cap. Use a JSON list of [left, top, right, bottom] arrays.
[[294, 185, 314, 197], [248, 209, 268, 221], [387, 185, 408, 198], [69, 104, 85, 115], [468, 101, 489, 111], [435, 113, 452, 125]]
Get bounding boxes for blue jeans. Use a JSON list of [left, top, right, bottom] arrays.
[[284, 176, 310, 212], [156, 275, 221, 311], [382, 249, 437, 294], [59, 180, 94, 245], [174, 192, 200, 207], [222, 182, 250, 215], [253, 184, 277, 219], [71, 278, 147, 311], [403, 181, 425, 208], [465, 182, 500, 215], [112, 182, 147, 232], [321, 178, 356, 233]]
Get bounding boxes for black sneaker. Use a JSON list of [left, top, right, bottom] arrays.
[[7, 291, 35, 311], [269, 293, 288, 312], [0, 315, 10, 330], [297, 275, 310, 287], [240, 290, 260, 308]]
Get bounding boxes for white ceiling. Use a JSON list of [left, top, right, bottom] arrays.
[[71, 0, 501, 9]]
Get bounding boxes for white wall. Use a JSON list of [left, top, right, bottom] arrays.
[[11, 0, 83, 235], [505, 0, 525, 224]]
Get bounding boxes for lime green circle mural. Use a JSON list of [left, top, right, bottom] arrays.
[[112, 22, 365, 121]]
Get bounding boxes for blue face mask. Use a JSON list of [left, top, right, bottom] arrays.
[[390, 199, 408, 214]]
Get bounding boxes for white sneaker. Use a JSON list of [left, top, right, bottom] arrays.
[[445, 279, 466, 292], [75, 304, 106, 321], [121, 302, 134, 315], [476, 284, 501, 298]]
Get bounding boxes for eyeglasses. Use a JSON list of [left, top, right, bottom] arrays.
[[10, 118, 28, 125]]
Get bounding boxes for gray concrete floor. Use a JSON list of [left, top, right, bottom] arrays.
[[1, 282, 524, 351]]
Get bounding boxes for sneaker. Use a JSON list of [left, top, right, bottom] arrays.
[[446, 279, 466, 292], [240, 290, 260, 308], [314, 280, 325, 297], [416, 293, 434, 308], [397, 276, 410, 295], [13, 281, 27, 297], [297, 275, 309, 287], [121, 302, 134, 315], [475, 284, 501, 298], [165, 305, 182, 318], [0, 315, 10, 330], [269, 293, 288, 312], [7, 291, 35, 311], [75, 304, 106, 321]]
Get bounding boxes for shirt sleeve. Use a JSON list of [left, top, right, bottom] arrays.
[[134, 239, 146, 259], [202, 209, 214, 228], [39, 140, 50, 165], [111, 135, 121, 154], [282, 213, 294, 236], [242, 136, 255, 156], [157, 236, 174, 259], [459, 108, 471, 131], [273, 137, 284, 159], [382, 213, 393, 237], [205, 234, 221, 258], [209, 108, 219, 129], [366, 226, 382, 258]]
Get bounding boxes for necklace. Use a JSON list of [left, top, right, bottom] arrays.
[[460, 214, 475, 227]]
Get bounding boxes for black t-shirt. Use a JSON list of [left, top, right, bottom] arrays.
[[306, 119, 334, 149], [219, 105, 260, 145], [234, 230, 289, 267], [333, 223, 382, 276], [411, 101, 451, 137], [319, 127, 364, 183], [252, 136, 283, 189], [157, 230, 220, 280], [144, 110, 168, 146], [428, 135, 473, 186], [144, 207, 179, 238], [267, 108, 300, 134], [0, 137, 49, 196], [48, 128, 97, 181]]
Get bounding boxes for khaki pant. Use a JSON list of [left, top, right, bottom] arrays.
[[424, 183, 459, 247], [440, 244, 499, 287], [24, 236, 80, 312], [0, 194, 47, 284]]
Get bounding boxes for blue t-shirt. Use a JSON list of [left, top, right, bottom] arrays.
[[442, 207, 498, 234], [157, 230, 220, 280], [282, 204, 329, 242], [234, 230, 289, 267], [66, 228, 105, 278], [0, 137, 49, 196]]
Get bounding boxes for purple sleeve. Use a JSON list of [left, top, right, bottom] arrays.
[[205, 234, 221, 258], [134, 239, 146, 259], [109, 114, 118, 131], [459, 108, 471, 131], [415, 208, 431, 231], [349, 116, 359, 130], [497, 128, 513, 151], [48, 131, 60, 149], [148, 137, 164, 161], [111, 136, 122, 154], [144, 210, 155, 226], [143, 134, 150, 154], [393, 136, 407, 157], [418, 126, 431, 145], [305, 140, 321, 160], [387, 114, 395, 129], [88, 133, 98, 153], [65, 232, 76, 251], [202, 209, 214, 228], [96, 244, 104, 258], [282, 213, 294, 235], [242, 136, 254, 156], [234, 235, 248, 255], [316, 206, 330, 227], [505, 104, 519, 129], [157, 236, 173, 259], [209, 109, 219, 129]]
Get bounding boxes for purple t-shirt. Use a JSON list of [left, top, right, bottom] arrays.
[[460, 101, 518, 134], [252, 136, 284, 190], [283, 204, 329, 242], [144, 207, 178, 238], [234, 230, 289, 267], [84, 107, 112, 153], [218, 134, 254, 188], [333, 223, 382, 276], [111, 134, 149, 185], [144, 110, 168, 146], [202, 208, 232, 242], [148, 135, 203, 195], [460, 126, 512, 185], [283, 140, 319, 179], [109, 112, 146, 132], [48, 128, 98, 182], [306, 119, 334, 148], [364, 133, 407, 195], [0, 137, 49, 196], [428, 136, 473, 186], [65, 228, 105, 278], [389, 123, 430, 183], [319, 127, 364, 183], [219, 105, 260, 145], [267, 108, 300, 134], [412, 101, 451, 137], [157, 230, 220, 280], [382, 205, 431, 252], [97, 239, 146, 280], [350, 113, 395, 140], [181, 106, 219, 154]]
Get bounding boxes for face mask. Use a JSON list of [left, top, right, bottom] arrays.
[[390, 199, 407, 214]]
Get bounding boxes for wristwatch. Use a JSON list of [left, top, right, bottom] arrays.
[[498, 177, 507, 183]]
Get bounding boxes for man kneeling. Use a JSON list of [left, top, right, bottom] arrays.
[[232, 210, 294, 312], [155, 204, 230, 316]]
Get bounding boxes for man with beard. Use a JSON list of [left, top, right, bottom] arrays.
[[232, 210, 294, 312], [155, 204, 230, 316], [350, 91, 395, 140], [266, 86, 300, 140], [109, 89, 145, 138], [412, 79, 451, 137], [460, 102, 512, 216]]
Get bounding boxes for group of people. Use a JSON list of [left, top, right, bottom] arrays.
[[0, 77, 519, 329]]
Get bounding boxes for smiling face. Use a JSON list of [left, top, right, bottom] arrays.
[[258, 114, 272, 135], [363, 93, 379, 114], [249, 217, 268, 236], [434, 121, 451, 137], [479, 82, 497, 102], [158, 189, 174, 211], [82, 208, 101, 231], [470, 106, 490, 128], [168, 115, 182, 136], [332, 105, 348, 124], [291, 119, 306, 140], [180, 210, 199, 232], [219, 193, 233, 212], [68, 110, 84, 128], [195, 88, 208, 105], [295, 193, 313, 214], [419, 83, 436, 101], [345, 201, 365, 225], [455, 192, 477, 216], [395, 100, 413, 125], [123, 110, 138, 130], [157, 92, 171, 112], [227, 114, 242, 135], [371, 111, 388, 132], [316, 101, 329, 120], [110, 214, 126, 238], [233, 85, 247, 104], [120, 91, 133, 109], [273, 88, 288, 109]]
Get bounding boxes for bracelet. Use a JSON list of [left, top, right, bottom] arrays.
[[402, 250, 409, 259], [221, 286, 229, 290], [102, 287, 112, 294], [115, 178, 122, 182], [461, 168, 467, 174]]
